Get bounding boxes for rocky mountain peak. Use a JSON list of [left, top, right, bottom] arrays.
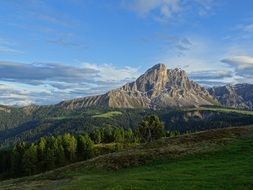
[[113, 64, 217, 108], [134, 63, 168, 97], [145, 63, 167, 73], [57, 64, 219, 109], [121, 64, 191, 98]]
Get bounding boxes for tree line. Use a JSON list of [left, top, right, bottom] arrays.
[[0, 115, 179, 179]]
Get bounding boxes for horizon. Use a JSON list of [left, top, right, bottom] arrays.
[[1, 0, 253, 105]]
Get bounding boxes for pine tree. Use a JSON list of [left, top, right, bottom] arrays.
[[37, 137, 46, 171], [56, 144, 65, 166], [77, 134, 94, 160], [62, 133, 77, 162], [22, 143, 38, 175], [138, 115, 165, 142], [45, 147, 56, 170], [11, 142, 26, 176]]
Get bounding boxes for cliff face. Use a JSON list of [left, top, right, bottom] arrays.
[[56, 64, 218, 109], [208, 84, 253, 110]]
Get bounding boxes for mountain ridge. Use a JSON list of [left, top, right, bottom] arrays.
[[55, 64, 218, 109], [208, 83, 253, 110], [2, 63, 252, 111]]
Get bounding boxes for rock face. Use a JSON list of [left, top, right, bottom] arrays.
[[57, 64, 218, 109], [208, 84, 253, 110]]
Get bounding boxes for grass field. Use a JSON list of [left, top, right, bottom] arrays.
[[58, 139, 253, 190], [0, 126, 252, 190], [92, 111, 122, 118]]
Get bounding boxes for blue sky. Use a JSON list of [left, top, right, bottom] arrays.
[[0, 0, 253, 105]]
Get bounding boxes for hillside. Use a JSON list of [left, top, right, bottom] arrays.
[[1, 126, 252, 190], [1, 107, 253, 146]]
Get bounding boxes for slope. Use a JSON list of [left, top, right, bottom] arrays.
[[1, 126, 252, 190]]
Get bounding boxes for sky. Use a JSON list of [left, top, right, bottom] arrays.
[[0, 0, 253, 105]]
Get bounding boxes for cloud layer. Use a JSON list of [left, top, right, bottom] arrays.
[[221, 55, 253, 83], [0, 61, 140, 105]]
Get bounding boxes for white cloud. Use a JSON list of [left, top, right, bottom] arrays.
[[126, 0, 180, 18], [221, 55, 253, 69], [221, 55, 253, 84], [82, 63, 140, 82], [194, 0, 216, 16], [123, 0, 216, 21]]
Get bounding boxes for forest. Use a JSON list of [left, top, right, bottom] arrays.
[[0, 116, 170, 179]]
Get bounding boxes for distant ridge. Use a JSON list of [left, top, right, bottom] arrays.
[[208, 83, 253, 110]]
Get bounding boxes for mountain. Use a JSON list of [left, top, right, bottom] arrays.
[[208, 83, 253, 110], [57, 64, 218, 109]]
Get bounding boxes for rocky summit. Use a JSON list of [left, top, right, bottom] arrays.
[[57, 64, 218, 109]]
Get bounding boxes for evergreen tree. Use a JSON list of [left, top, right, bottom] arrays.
[[56, 144, 66, 166], [55, 136, 66, 166], [138, 115, 165, 142], [37, 137, 46, 171], [62, 133, 77, 162], [102, 127, 111, 143], [90, 129, 102, 144], [77, 134, 94, 160], [11, 142, 26, 175], [22, 143, 38, 175], [45, 147, 55, 170]]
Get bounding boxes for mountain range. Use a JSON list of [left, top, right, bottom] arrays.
[[0, 63, 252, 111], [53, 63, 252, 110], [208, 83, 253, 110]]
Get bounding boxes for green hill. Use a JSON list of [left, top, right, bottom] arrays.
[[1, 126, 252, 190]]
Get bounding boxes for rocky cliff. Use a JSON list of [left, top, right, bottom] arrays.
[[208, 84, 253, 109], [57, 64, 218, 109]]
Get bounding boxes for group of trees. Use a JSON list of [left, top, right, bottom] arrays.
[[89, 115, 167, 143], [89, 127, 138, 144], [0, 133, 94, 177], [0, 115, 168, 179]]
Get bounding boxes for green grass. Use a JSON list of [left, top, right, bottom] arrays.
[[58, 138, 253, 190], [48, 115, 81, 120], [1, 126, 252, 190], [92, 111, 122, 118]]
